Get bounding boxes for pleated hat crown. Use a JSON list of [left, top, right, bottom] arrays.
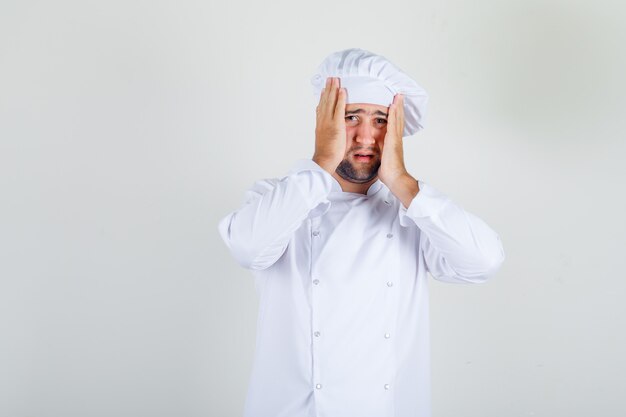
[[311, 48, 429, 137]]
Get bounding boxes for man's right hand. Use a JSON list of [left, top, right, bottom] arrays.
[[313, 77, 346, 175]]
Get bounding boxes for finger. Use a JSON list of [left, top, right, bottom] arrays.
[[319, 78, 335, 118], [326, 77, 339, 117], [387, 95, 401, 135], [395, 94, 404, 118], [396, 94, 404, 116], [334, 85, 346, 120], [320, 77, 330, 101], [316, 93, 325, 122], [318, 77, 332, 108], [317, 93, 326, 119], [395, 94, 405, 136], [387, 100, 396, 132]]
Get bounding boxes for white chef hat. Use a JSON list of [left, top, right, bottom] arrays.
[[311, 48, 429, 137]]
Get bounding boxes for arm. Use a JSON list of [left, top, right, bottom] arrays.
[[399, 180, 505, 283], [380, 94, 504, 283], [219, 77, 347, 270], [218, 160, 337, 270]]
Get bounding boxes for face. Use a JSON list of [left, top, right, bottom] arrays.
[[336, 103, 389, 184]]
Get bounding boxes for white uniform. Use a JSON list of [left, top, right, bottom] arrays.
[[218, 159, 505, 417]]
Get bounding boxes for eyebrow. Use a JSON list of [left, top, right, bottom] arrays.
[[345, 108, 388, 117]]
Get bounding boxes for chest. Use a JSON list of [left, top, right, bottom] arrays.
[[293, 196, 420, 283]]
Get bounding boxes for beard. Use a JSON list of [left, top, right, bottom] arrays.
[[335, 154, 381, 184]]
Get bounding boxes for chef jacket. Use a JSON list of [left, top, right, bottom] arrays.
[[218, 159, 505, 417]]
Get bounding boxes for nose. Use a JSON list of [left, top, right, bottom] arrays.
[[354, 122, 376, 145]]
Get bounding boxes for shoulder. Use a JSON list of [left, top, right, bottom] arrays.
[[248, 177, 281, 194]]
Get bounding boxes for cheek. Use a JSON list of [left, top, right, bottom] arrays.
[[345, 127, 356, 145], [376, 128, 387, 147]]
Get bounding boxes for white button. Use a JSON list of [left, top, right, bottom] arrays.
[[386, 233, 393, 239], [386, 281, 393, 287], [384, 333, 391, 339], [313, 279, 320, 285], [312, 230, 320, 237], [384, 384, 390, 390], [314, 331, 320, 337], [316, 384, 322, 389], [384, 200, 390, 205]]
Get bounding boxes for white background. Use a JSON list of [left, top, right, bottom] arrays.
[[1, 0, 625, 416]]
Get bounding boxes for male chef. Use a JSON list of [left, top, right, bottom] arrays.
[[218, 48, 505, 417]]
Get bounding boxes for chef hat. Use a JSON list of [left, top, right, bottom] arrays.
[[311, 48, 429, 137]]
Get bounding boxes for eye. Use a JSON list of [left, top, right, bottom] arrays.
[[345, 115, 359, 125], [375, 118, 388, 125]]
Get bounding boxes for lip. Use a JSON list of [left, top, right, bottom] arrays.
[[354, 154, 374, 162]]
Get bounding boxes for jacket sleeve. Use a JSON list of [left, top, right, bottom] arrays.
[[218, 159, 338, 270], [398, 180, 505, 284]]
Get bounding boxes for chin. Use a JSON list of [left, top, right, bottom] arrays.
[[336, 162, 379, 184]]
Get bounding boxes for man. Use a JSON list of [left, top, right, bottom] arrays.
[[218, 48, 505, 417]]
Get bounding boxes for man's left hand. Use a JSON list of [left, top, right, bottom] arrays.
[[378, 94, 420, 208]]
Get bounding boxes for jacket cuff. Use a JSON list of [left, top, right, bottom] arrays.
[[399, 180, 452, 227]]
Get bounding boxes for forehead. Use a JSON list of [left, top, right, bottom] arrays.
[[345, 102, 389, 114]]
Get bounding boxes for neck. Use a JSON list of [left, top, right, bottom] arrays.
[[331, 172, 378, 194]]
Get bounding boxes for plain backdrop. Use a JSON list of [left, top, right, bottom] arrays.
[[1, 0, 625, 416]]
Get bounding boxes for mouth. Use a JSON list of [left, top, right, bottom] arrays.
[[353, 153, 375, 162]]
